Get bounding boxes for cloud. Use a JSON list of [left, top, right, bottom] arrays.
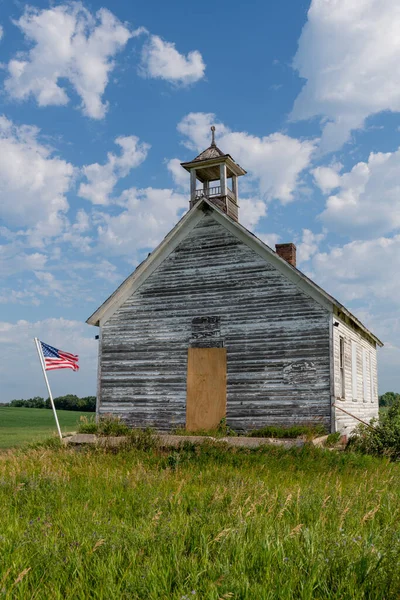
[[5, 3, 131, 119], [167, 158, 190, 190], [312, 164, 342, 194], [0, 25, 3, 41], [78, 136, 150, 205], [296, 228, 325, 264], [291, 0, 400, 152], [239, 198, 267, 231], [0, 116, 74, 242], [0, 318, 97, 401], [177, 113, 316, 204], [140, 35, 205, 85], [317, 148, 400, 237], [97, 186, 187, 255], [311, 235, 400, 306], [308, 235, 400, 392], [0, 243, 47, 277], [258, 232, 281, 249]]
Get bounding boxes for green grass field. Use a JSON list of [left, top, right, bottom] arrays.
[[0, 407, 87, 449], [0, 442, 399, 599]]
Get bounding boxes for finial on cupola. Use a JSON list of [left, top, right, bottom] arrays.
[[211, 125, 216, 147]]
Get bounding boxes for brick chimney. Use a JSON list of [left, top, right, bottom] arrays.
[[275, 243, 296, 267]]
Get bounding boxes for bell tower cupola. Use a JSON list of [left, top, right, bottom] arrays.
[[180, 127, 247, 222]]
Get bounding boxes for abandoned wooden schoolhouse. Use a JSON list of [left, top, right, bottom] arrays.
[[87, 128, 383, 435]]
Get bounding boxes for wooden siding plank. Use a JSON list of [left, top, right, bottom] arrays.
[[333, 317, 379, 434], [100, 215, 331, 431]]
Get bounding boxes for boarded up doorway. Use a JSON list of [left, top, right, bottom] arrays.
[[186, 348, 227, 431]]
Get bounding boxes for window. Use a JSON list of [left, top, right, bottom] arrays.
[[370, 352, 375, 403], [351, 341, 358, 401], [362, 348, 368, 402], [339, 337, 345, 398]]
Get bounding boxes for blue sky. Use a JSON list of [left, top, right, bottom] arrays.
[[1, 0, 400, 401]]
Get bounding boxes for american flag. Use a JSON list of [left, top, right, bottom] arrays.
[[40, 341, 79, 372]]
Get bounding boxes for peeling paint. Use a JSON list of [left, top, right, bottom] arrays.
[[99, 215, 332, 431]]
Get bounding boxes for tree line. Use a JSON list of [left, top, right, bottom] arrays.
[[4, 395, 96, 412], [4, 392, 398, 412], [379, 392, 400, 407]]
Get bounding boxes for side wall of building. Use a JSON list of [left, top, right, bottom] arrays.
[[99, 214, 332, 432], [332, 316, 379, 434]]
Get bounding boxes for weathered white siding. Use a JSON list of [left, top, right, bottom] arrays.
[[99, 214, 332, 432], [333, 316, 378, 434]]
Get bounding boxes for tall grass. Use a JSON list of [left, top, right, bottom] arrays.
[[0, 443, 399, 599]]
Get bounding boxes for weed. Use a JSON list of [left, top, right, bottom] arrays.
[[247, 423, 327, 439], [77, 415, 98, 434], [326, 432, 342, 447], [25, 436, 63, 450], [77, 414, 131, 437], [126, 428, 157, 451]]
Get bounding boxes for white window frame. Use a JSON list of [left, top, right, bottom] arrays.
[[369, 352, 375, 403], [362, 348, 368, 402], [351, 341, 358, 401], [339, 336, 345, 399]]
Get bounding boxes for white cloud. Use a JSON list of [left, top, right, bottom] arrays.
[[0, 25, 3, 41], [140, 35, 205, 85], [97, 186, 187, 255], [258, 232, 281, 249], [311, 235, 400, 305], [79, 136, 150, 205], [0, 116, 74, 242], [291, 0, 400, 152], [0, 318, 97, 401], [308, 235, 400, 392], [0, 243, 47, 277], [239, 198, 267, 231], [5, 3, 131, 119], [318, 148, 400, 237], [0, 288, 42, 306], [297, 228, 325, 264], [177, 112, 316, 204], [72, 209, 90, 233], [33, 270, 65, 294], [167, 158, 190, 190], [312, 164, 342, 194]]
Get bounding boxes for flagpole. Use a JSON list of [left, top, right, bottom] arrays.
[[34, 337, 63, 440]]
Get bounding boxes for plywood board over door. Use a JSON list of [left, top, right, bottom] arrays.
[[186, 348, 227, 431]]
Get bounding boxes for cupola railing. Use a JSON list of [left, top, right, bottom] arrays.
[[195, 186, 235, 200]]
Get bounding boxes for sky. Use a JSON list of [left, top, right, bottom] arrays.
[[1, 0, 400, 401]]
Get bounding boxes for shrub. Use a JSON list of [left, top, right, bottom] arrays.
[[77, 414, 130, 437], [247, 423, 327, 439], [127, 428, 157, 451], [77, 415, 99, 434], [348, 398, 400, 460], [171, 418, 236, 438]]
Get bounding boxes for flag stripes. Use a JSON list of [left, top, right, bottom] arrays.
[[40, 341, 79, 372]]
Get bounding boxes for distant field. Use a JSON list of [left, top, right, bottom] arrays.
[[0, 407, 87, 449]]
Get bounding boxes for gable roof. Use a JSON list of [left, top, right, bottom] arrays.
[[86, 199, 383, 347], [191, 144, 226, 162]]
